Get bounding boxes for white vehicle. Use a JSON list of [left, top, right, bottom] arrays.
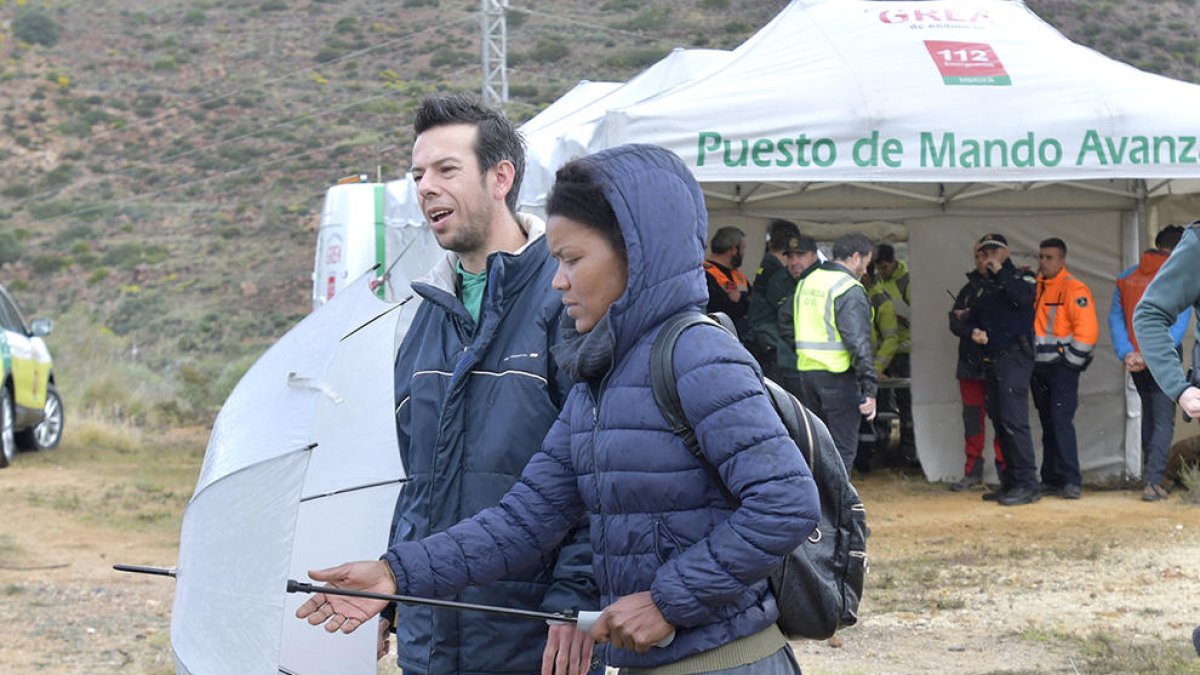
[[311, 174, 442, 341]]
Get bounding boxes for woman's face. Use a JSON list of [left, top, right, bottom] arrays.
[[547, 214, 628, 334]]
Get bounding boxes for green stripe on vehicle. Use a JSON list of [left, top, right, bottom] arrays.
[[374, 184, 386, 298]]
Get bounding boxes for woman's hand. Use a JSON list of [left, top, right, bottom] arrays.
[[588, 592, 673, 654], [542, 623, 595, 675]]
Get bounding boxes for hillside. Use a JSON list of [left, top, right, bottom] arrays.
[[0, 0, 1197, 421]]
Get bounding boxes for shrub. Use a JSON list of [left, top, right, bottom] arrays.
[[0, 232, 23, 264], [13, 10, 61, 47], [402, 0, 438, 7], [261, 0, 288, 10], [31, 254, 71, 275], [700, 0, 730, 9], [430, 47, 473, 68], [603, 47, 666, 69], [529, 38, 569, 63]]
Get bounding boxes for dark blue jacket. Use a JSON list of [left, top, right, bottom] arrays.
[[389, 215, 596, 675], [967, 258, 1037, 355], [384, 145, 820, 669]]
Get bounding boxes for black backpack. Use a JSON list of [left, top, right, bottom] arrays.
[[650, 312, 868, 640]]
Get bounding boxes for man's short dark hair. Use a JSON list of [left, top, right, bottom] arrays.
[[710, 226, 745, 254], [1039, 237, 1067, 255], [874, 243, 896, 263], [414, 94, 525, 214], [547, 160, 626, 266], [767, 219, 801, 252], [1155, 225, 1185, 250], [832, 233, 873, 261]]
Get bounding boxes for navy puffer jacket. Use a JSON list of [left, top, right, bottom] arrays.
[[384, 145, 820, 669]]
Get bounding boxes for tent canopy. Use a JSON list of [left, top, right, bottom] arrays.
[[522, 0, 1200, 482]]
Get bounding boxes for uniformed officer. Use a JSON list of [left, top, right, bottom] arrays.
[[747, 220, 808, 377], [967, 233, 1040, 506], [1032, 238, 1098, 500], [786, 233, 878, 473]]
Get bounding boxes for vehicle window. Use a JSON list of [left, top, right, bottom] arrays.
[[0, 290, 28, 334]]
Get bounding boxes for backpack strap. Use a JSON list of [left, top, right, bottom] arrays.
[[651, 311, 741, 509]]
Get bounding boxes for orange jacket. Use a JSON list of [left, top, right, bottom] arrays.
[[1034, 267, 1098, 368], [704, 261, 749, 291]]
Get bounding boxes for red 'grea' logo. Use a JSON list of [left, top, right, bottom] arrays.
[[879, 8, 991, 24]]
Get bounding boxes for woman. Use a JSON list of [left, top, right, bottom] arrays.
[[298, 144, 820, 673]]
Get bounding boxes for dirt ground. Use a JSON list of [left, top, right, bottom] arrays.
[[3, 429, 1200, 674]]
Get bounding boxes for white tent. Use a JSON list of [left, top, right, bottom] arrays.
[[519, 47, 733, 211], [539, 0, 1200, 482]]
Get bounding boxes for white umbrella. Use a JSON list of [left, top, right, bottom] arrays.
[[169, 272, 407, 675]]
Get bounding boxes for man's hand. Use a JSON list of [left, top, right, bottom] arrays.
[[542, 623, 595, 675], [859, 397, 877, 422], [983, 253, 1001, 274], [589, 592, 673, 655], [377, 617, 391, 661], [1124, 352, 1147, 372], [294, 560, 395, 634], [971, 328, 989, 345], [1179, 386, 1200, 419], [952, 308, 968, 321]]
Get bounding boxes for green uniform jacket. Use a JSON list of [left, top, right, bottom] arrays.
[[747, 253, 799, 370]]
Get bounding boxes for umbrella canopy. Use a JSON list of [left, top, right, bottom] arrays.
[[171, 272, 406, 675]]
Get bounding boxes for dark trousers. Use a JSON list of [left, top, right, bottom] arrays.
[[797, 369, 861, 473], [1132, 369, 1177, 486], [1032, 362, 1081, 489], [959, 378, 1005, 475], [887, 353, 915, 451], [983, 350, 1036, 491]]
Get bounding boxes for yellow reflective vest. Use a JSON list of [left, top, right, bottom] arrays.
[[792, 267, 865, 372]]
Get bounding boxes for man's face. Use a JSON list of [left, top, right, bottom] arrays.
[[980, 245, 1009, 272], [1038, 246, 1065, 278], [877, 259, 898, 279], [973, 245, 987, 274], [411, 123, 495, 256], [730, 241, 745, 269], [846, 251, 873, 279], [785, 250, 817, 278]]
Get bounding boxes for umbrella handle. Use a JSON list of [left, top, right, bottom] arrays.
[[554, 610, 675, 648]]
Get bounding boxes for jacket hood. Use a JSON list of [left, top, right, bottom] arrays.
[[1137, 248, 1169, 276], [571, 144, 709, 358]]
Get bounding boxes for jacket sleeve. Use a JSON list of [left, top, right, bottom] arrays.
[[949, 283, 973, 339], [381, 408, 585, 600], [539, 521, 598, 614], [778, 284, 796, 363], [1063, 280, 1099, 369], [836, 287, 879, 399], [649, 325, 820, 629], [1109, 283, 1133, 360], [996, 264, 1037, 309], [873, 296, 900, 374], [1134, 228, 1200, 401]]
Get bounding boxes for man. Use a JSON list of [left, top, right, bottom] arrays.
[[704, 226, 751, 336], [858, 262, 901, 473], [785, 233, 878, 472], [1110, 225, 1188, 501], [967, 233, 1040, 506], [747, 220, 816, 378], [1031, 238, 1098, 500], [1134, 221, 1200, 447], [874, 243, 911, 307], [355, 95, 596, 675], [947, 243, 1005, 491]]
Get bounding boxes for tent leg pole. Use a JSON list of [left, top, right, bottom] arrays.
[[1121, 189, 1145, 481]]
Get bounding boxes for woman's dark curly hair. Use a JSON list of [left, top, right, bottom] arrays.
[[546, 160, 627, 265]]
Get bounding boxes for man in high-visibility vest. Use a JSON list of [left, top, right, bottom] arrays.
[[1032, 237, 1098, 500], [786, 233, 878, 473]]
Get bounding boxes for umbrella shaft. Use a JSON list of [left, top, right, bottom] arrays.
[[287, 580, 576, 624]]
